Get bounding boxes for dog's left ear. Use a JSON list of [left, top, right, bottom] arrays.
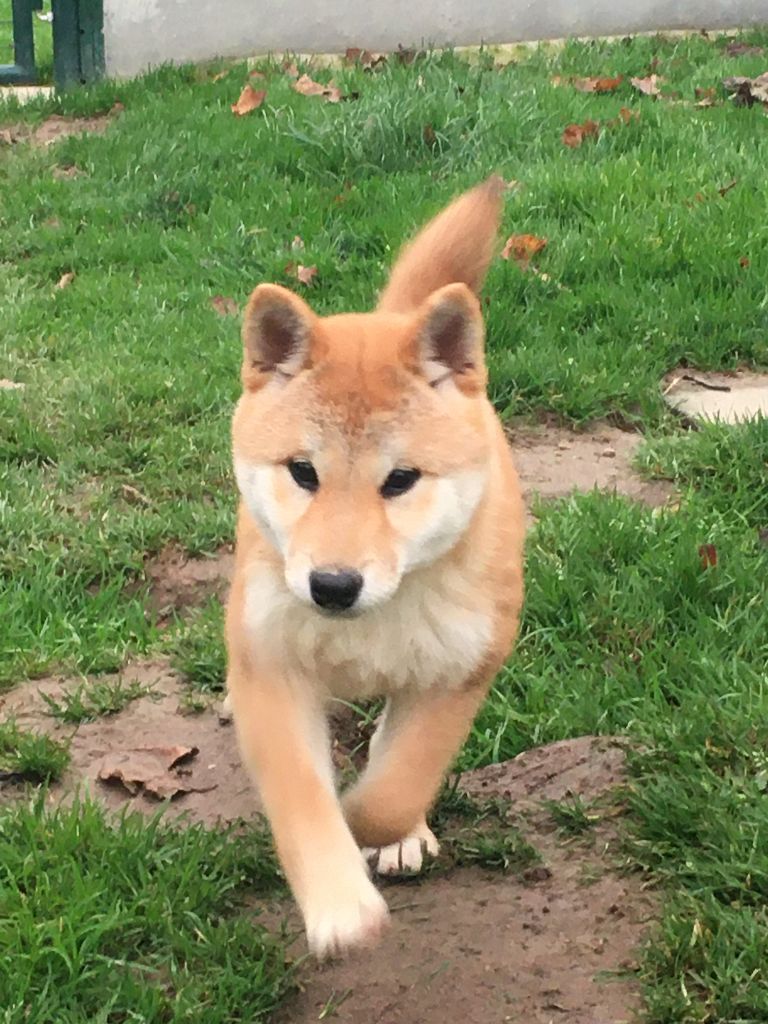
[[409, 283, 486, 395], [241, 284, 316, 391]]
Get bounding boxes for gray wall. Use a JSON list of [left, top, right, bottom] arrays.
[[104, 0, 768, 77]]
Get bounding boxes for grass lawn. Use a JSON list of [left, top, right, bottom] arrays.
[[1, 30, 768, 1021]]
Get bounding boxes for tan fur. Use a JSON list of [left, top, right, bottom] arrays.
[[226, 176, 525, 958]]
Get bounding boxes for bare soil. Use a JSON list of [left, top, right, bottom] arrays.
[[0, 112, 117, 148]]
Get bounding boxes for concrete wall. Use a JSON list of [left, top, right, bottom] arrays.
[[103, 0, 768, 77]]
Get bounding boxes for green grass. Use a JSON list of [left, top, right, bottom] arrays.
[[41, 675, 151, 722], [0, 720, 69, 782], [0, 797, 292, 1022], [2, 30, 768, 1023]]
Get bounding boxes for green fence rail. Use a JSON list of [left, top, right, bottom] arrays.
[[0, 0, 103, 88]]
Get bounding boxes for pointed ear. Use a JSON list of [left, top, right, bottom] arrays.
[[241, 284, 315, 390], [409, 283, 486, 395]]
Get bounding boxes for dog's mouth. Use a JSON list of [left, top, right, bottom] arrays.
[[312, 604, 366, 621]]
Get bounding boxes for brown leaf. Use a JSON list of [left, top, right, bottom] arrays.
[[210, 295, 239, 316], [0, 379, 24, 391], [698, 544, 718, 570], [97, 745, 214, 800], [422, 124, 437, 147], [617, 106, 638, 124], [572, 74, 623, 93], [723, 73, 768, 106], [695, 86, 716, 101], [561, 119, 600, 147], [630, 74, 665, 97], [55, 271, 75, 290], [248, 69, 265, 80], [739, 256, 750, 268], [724, 41, 764, 57], [281, 60, 299, 79], [296, 264, 318, 286], [717, 178, 739, 198], [501, 233, 548, 268], [292, 74, 342, 102], [231, 84, 266, 115]]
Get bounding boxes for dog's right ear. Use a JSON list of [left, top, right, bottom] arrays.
[[241, 284, 316, 391]]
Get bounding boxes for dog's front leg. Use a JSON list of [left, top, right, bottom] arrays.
[[228, 657, 388, 957], [342, 682, 488, 859]]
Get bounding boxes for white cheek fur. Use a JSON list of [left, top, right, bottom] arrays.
[[234, 458, 308, 556], [396, 468, 487, 573]]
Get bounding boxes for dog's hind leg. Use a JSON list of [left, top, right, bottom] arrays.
[[342, 683, 488, 855]]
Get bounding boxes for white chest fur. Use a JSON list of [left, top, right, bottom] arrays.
[[242, 562, 492, 699]]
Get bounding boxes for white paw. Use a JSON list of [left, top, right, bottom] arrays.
[[217, 692, 233, 724], [304, 872, 389, 959], [363, 822, 440, 876]]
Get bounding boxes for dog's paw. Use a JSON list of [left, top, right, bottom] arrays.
[[363, 821, 440, 876], [304, 872, 389, 959], [217, 692, 233, 724]]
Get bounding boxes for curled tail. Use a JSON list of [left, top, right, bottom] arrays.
[[376, 175, 505, 314]]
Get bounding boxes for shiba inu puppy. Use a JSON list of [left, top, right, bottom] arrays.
[[225, 176, 525, 957]]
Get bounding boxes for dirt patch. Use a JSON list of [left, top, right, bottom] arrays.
[[0, 113, 115, 148], [511, 423, 674, 517], [276, 738, 652, 1024], [0, 660, 253, 826], [144, 544, 234, 618]]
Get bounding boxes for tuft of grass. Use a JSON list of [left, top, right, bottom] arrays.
[[636, 415, 768, 529], [546, 794, 600, 835], [41, 676, 151, 723], [0, 720, 69, 783], [0, 797, 291, 1022], [166, 599, 226, 690], [431, 781, 540, 874]]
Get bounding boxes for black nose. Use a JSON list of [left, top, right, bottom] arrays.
[[309, 569, 363, 611]]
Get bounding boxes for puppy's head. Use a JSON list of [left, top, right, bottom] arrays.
[[232, 177, 504, 615]]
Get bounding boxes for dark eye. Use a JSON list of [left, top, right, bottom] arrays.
[[287, 459, 319, 493], [380, 468, 421, 499]]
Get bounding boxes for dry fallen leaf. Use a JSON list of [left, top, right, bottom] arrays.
[[561, 119, 600, 147], [210, 295, 239, 316], [296, 264, 318, 286], [248, 69, 265, 80], [0, 379, 25, 391], [55, 271, 75, 290], [501, 233, 547, 268], [630, 74, 665, 97], [231, 84, 267, 115], [97, 745, 215, 800], [292, 74, 342, 102], [718, 178, 739, 198], [282, 60, 299, 79], [345, 47, 386, 70], [739, 255, 750, 268], [698, 543, 718, 570], [572, 74, 623, 93], [723, 71, 768, 106]]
